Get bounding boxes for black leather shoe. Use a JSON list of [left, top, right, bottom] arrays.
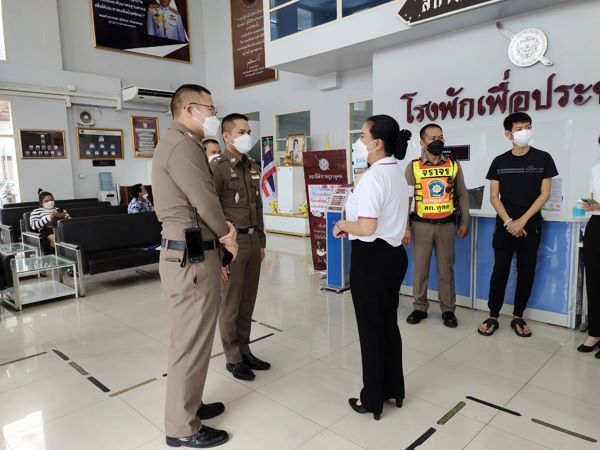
[[596, 349, 600, 359], [407, 310, 428, 324], [442, 311, 458, 328], [577, 341, 600, 353], [166, 426, 228, 448], [242, 352, 271, 370], [197, 402, 225, 420], [226, 362, 255, 381], [348, 398, 380, 420]]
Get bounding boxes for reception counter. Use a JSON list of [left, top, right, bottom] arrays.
[[401, 211, 588, 328]]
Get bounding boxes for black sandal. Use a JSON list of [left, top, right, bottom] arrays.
[[478, 318, 499, 336], [510, 318, 532, 338]]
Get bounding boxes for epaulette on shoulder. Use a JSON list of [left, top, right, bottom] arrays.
[[169, 7, 180, 14], [210, 155, 227, 164]]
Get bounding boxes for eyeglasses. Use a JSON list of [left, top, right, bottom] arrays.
[[188, 102, 218, 115]]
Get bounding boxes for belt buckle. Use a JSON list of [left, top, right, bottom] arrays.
[[247, 227, 254, 235]]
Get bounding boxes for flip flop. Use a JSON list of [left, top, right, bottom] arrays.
[[510, 318, 532, 337], [477, 318, 499, 336]]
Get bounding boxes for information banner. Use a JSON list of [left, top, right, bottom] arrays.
[[302, 150, 348, 271], [131, 116, 160, 158], [230, 0, 277, 89]]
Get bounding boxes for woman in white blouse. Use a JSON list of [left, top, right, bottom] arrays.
[[334, 115, 412, 420], [578, 162, 600, 359]]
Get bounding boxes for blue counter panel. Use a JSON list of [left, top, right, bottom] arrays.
[[402, 231, 472, 297], [475, 218, 571, 314]]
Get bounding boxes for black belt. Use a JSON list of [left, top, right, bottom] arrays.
[[411, 212, 456, 225], [161, 238, 220, 252], [237, 227, 256, 235]]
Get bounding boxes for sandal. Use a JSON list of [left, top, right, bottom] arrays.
[[478, 318, 499, 336], [510, 318, 532, 338]]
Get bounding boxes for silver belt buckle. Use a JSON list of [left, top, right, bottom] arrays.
[[248, 227, 255, 235]]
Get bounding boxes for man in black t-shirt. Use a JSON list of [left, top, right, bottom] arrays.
[[478, 112, 558, 338]]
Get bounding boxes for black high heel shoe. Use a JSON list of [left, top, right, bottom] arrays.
[[390, 398, 403, 408], [348, 398, 380, 420], [577, 341, 600, 353]]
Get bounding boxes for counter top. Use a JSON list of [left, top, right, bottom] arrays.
[[468, 209, 590, 223]]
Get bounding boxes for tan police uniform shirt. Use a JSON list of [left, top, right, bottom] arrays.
[[210, 150, 266, 248], [152, 122, 228, 241]]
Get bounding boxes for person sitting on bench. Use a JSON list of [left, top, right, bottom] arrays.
[[30, 189, 70, 251], [128, 184, 154, 214]]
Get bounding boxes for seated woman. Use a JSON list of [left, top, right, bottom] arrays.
[[30, 189, 70, 252], [128, 184, 154, 214]]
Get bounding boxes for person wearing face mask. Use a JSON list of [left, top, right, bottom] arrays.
[[478, 112, 558, 338], [29, 189, 70, 252], [334, 115, 411, 420], [203, 139, 222, 163], [210, 113, 269, 381], [152, 84, 238, 448], [127, 183, 155, 214], [404, 124, 470, 328]]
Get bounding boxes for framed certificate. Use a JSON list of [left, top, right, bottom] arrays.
[[77, 127, 124, 160], [20, 130, 67, 159], [131, 116, 160, 158]]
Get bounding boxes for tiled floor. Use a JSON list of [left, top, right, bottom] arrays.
[[1, 236, 599, 450]]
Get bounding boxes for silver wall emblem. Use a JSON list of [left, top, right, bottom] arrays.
[[496, 22, 553, 67]]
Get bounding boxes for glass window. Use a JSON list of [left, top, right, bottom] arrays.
[[0, 0, 5, 61], [0, 101, 20, 203], [270, 0, 336, 40], [342, 0, 392, 17], [276, 110, 311, 163], [349, 100, 372, 170]]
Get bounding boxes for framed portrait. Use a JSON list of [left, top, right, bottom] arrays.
[[77, 127, 124, 160], [19, 130, 67, 159], [131, 116, 160, 158], [286, 134, 305, 165], [91, 0, 191, 63]]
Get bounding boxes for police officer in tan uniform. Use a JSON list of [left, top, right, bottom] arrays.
[[211, 113, 270, 381], [404, 123, 470, 328], [152, 84, 238, 448]]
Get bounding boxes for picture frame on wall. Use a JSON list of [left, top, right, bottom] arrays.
[[131, 116, 160, 159], [19, 130, 67, 159], [286, 134, 305, 166], [77, 127, 124, 160], [90, 0, 191, 63]]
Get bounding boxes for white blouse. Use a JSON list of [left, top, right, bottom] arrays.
[[590, 163, 600, 216], [345, 156, 409, 247]]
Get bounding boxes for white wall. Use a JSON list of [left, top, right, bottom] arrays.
[[373, 0, 600, 214], [202, 0, 373, 158]]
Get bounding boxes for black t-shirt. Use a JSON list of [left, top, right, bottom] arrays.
[[486, 147, 558, 226]]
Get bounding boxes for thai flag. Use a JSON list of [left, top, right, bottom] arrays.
[[261, 142, 277, 200]]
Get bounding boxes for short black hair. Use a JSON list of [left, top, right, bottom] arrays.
[[221, 113, 249, 135], [419, 123, 443, 139], [202, 139, 220, 150], [503, 112, 532, 131], [37, 188, 53, 204], [366, 115, 412, 160], [130, 183, 143, 199], [170, 84, 212, 116]]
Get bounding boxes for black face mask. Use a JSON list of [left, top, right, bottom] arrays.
[[427, 140, 444, 156]]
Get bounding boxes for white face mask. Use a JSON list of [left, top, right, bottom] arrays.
[[192, 109, 220, 138], [352, 138, 376, 163], [208, 153, 220, 163], [142, 193, 149, 200], [232, 134, 253, 154], [511, 128, 533, 148], [43, 201, 55, 209]]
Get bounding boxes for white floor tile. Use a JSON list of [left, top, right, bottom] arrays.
[[330, 394, 485, 450], [297, 429, 364, 449], [490, 385, 600, 449], [0, 351, 69, 394], [464, 426, 551, 450], [5, 399, 161, 450], [438, 334, 554, 382]]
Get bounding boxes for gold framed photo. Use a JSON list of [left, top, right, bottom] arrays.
[[77, 127, 124, 160], [286, 134, 305, 166], [20, 130, 67, 159]]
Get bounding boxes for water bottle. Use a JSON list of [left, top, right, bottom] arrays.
[[573, 199, 585, 217]]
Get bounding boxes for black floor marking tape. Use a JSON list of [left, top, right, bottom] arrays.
[[532, 418, 597, 443], [437, 401, 466, 425], [53, 349, 69, 360], [88, 376, 110, 393], [249, 333, 275, 344], [406, 427, 436, 449], [466, 396, 521, 416], [0, 351, 47, 367], [162, 373, 167, 377], [258, 322, 283, 332]]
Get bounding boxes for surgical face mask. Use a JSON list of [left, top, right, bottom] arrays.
[[208, 153, 220, 163], [232, 134, 253, 154], [353, 138, 376, 163], [43, 201, 55, 209], [192, 109, 220, 138], [142, 193, 149, 200], [511, 128, 533, 148], [426, 140, 444, 157]]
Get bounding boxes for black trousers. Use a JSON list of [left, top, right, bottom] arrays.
[[584, 216, 600, 337], [350, 239, 408, 415], [488, 219, 542, 318]]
